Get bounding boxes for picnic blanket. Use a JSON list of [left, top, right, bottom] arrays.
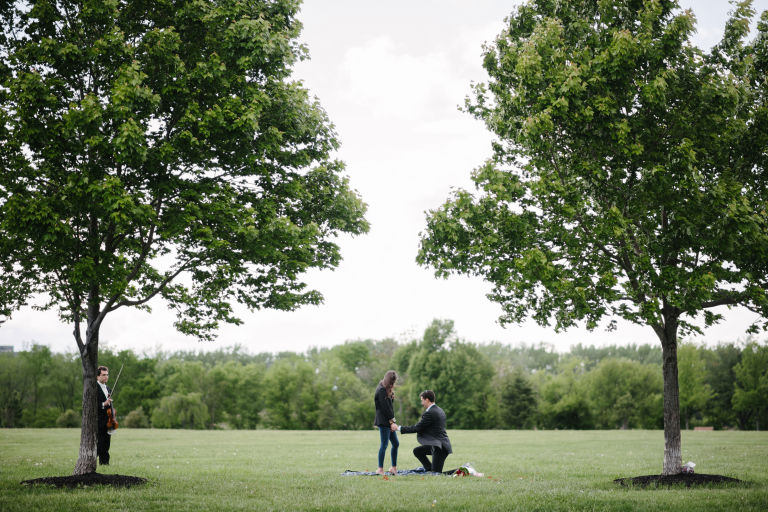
[[341, 463, 484, 477], [340, 467, 454, 476]]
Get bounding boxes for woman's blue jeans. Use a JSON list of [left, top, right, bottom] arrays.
[[378, 426, 399, 468]]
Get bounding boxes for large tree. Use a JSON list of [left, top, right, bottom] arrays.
[[732, 341, 768, 429], [586, 358, 662, 429], [418, 0, 768, 474], [0, 0, 367, 474], [404, 319, 494, 429], [676, 343, 713, 429]]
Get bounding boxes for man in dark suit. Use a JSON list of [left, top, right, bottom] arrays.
[[392, 390, 452, 473], [96, 365, 113, 465]]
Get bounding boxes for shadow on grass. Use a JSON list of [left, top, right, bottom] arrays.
[[614, 473, 747, 489], [21, 473, 147, 489]]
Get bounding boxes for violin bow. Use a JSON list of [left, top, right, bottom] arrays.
[[108, 363, 124, 400]]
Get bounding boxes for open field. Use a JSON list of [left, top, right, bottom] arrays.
[[1, 429, 766, 511]]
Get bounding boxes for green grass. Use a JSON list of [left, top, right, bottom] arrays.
[[1, 429, 766, 511]]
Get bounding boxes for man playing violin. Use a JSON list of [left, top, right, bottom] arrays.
[[96, 365, 113, 465]]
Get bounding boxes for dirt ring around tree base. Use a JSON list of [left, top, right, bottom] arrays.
[[614, 473, 743, 488], [21, 472, 147, 488]]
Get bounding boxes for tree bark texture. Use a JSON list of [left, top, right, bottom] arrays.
[[661, 337, 682, 475], [73, 371, 98, 475], [73, 308, 100, 475]]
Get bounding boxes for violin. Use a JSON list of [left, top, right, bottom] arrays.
[[106, 400, 118, 432]]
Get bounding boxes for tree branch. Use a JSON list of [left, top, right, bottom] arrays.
[[106, 257, 195, 312], [700, 291, 748, 309]]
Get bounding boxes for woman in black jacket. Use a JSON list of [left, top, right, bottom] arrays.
[[373, 370, 399, 475]]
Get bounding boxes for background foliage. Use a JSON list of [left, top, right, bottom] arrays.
[[2, 319, 766, 431]]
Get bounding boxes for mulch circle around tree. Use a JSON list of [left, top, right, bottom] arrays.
[[614, 473, 743, 488], [21, 472, 147, 488]]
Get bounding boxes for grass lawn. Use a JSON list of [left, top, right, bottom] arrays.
[[1, 428, 766, 511]]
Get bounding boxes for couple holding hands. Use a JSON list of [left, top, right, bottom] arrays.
[[373, 370, 453, 475]]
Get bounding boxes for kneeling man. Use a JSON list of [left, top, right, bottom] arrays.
[[392, 390, 452, 473]]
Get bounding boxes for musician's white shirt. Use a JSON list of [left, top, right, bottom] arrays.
[[98, 381, 109, 407]]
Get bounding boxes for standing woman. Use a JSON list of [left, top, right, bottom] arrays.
[[373, 370, 399, 475]]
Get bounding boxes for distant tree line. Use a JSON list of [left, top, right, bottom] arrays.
[[2, 320, 766, 431]]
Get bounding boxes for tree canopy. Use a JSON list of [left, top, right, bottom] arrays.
[[0, 0, 367, 474], [418, 0, 768, 474]]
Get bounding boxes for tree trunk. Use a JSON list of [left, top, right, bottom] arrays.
[[659, 330, 682, 475], [72, 301, 101, 475], [73, 359, 98, 475]]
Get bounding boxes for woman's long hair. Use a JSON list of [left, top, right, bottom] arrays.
[[379, 370, 397, 398]]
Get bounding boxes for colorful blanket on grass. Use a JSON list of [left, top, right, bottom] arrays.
[[341, 467, 455, 476], [341, 463, 484, 478]]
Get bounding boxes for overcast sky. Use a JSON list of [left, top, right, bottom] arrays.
[[2, 0, 767, 355]]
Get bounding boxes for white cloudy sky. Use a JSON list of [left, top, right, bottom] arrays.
[[2, 0, 767, 355]]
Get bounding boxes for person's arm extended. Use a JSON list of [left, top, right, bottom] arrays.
[[399, 409, 434, 434]]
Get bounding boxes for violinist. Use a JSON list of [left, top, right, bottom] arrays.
[[96, 366, 113, 465]]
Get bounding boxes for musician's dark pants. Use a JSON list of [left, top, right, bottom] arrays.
[[97, 423, 111, 465], [413, 444, 448, 473]]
